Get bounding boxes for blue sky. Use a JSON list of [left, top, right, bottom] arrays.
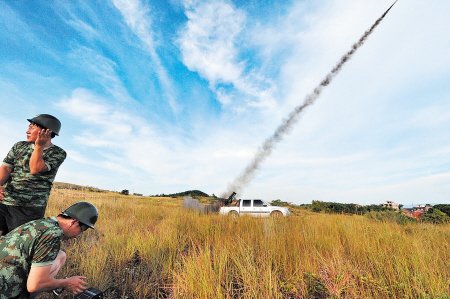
[[1, 0, 449, 205]]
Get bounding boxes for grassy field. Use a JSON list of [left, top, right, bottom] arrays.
[[40, 187, 450, 299]]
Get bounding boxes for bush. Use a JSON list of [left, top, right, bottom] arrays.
[[270, 199, 292, 207], [365, 211, 416, 225], [421, 208, 450, 224], [433, 204, 450, 217], [309, 200, 388, 215]]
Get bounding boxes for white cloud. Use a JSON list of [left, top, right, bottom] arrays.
[[0, 4, 62, 63], [0, 118, 23, 159], [178, 0, 276, 110], [54, 88, 211, 190], [65, 150, 92, 165], [179, 1, 244, 85], [56, 89, 152, 145], [66, 18, 99, 41], [53, 86, 284, 195], [112, 0, 179, 113], [56, 89, 113, 125], [407, 99, 450, 128], [68, 46, 135, 104]]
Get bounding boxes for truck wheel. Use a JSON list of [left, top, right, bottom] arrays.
[[229, 211, 238, 217], [271, 211, 283, 217]]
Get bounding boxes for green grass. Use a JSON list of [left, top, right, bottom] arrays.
[[40, 189, 450, 298]]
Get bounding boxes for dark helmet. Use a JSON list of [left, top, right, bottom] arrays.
[[27, 114, 61, 136], [62, 202, 98, 229]]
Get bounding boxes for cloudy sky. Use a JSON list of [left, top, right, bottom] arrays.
[[1, 0, 449, 205]]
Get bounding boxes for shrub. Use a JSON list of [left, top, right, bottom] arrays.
[[365, 210, 416, 225], [421, 208, 450, 224], [433, 204, 450, 217], [270, 199, 292, 206]]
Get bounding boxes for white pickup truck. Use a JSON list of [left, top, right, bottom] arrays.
[[219, 199, 290, 217]]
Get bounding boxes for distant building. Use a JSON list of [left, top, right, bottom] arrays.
[[403, 208, 422, 220], [417, 204, 433, 212], [381, 201, 400, 210], [402, 204, 432, 220]]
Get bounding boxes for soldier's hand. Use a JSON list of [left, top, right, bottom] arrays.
[[65, 276, 88, 294], [35, 129, 52, 147], [0, 186, 4, 200]]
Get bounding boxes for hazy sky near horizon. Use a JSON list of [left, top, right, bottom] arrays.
[[1, 0, 449, 205]]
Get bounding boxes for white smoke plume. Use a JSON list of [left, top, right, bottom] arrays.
[[223, 1, 398, 197]]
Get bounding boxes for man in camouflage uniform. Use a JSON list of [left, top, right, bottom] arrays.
[[0, 114, 66, 236], [0, 201, 98, 298]]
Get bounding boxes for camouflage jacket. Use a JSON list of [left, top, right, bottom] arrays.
[[2, 141, 66, 207], [0, 217, 63, 299]]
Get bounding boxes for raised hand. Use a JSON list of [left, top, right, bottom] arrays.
[[35, 129, 52, 147]]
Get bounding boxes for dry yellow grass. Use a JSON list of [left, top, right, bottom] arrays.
[[39, 188, 450, 299]]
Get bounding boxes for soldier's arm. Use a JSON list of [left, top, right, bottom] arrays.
[[0, 164, 12, 185], [27, 265, 87, 294], [0, 164, 12, 200], [29, 129, 52, 175], [29, 145, 48, 175]]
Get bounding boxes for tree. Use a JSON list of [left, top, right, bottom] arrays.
[[271, 199, 291, 207], [121, 189, 129, 195], [433, 204, 450, 217], [421, 208, 450, 224]]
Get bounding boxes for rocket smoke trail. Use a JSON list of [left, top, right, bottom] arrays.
[[223, 1, 398, 197]]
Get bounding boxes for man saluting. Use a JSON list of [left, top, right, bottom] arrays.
[[0, 114, 66, 236]]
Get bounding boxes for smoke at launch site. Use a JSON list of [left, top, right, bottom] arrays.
[[183, 196, 221, 213], [223, 1, 398, 198]]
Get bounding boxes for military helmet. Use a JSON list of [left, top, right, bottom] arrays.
[[62, 202, 98, 229], [27, 114, 61, 135]]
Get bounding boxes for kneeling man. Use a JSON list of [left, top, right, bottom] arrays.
[[0, 201, 98, 298]]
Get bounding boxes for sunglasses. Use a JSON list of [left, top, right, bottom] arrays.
[[79, 222, 89, 232]]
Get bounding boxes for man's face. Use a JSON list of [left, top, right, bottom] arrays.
[[64, 220, 88, 239], [26, 123, 41, 142]]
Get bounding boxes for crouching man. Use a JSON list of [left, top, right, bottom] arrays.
[[0, 202, 98, 298]]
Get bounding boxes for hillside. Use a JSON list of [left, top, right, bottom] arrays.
[[53, 181, 109, 193], [152, 189, 210, 198]]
